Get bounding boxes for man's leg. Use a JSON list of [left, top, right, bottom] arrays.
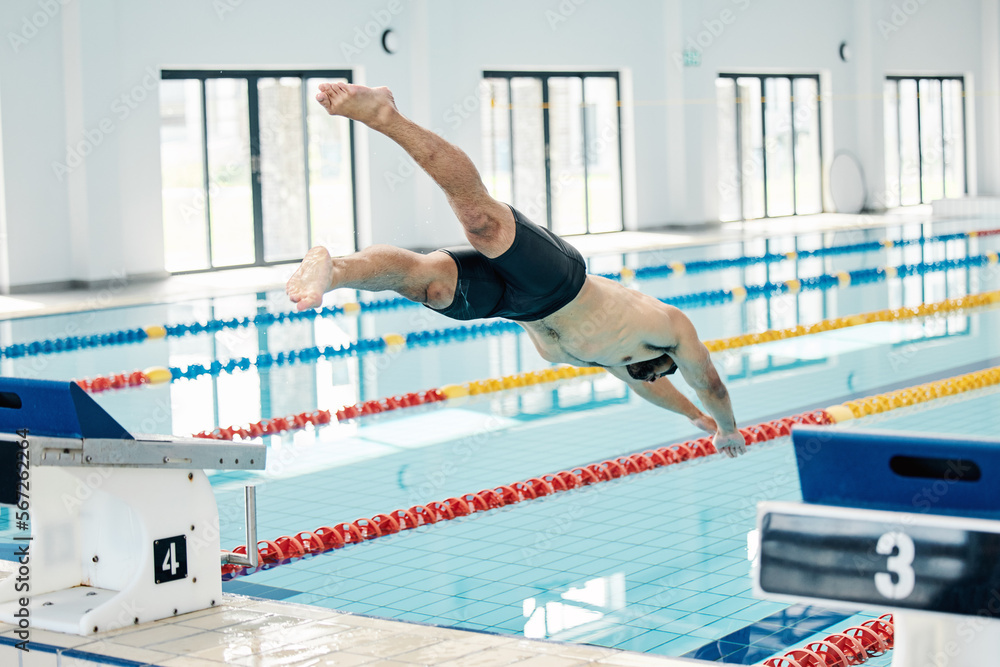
[[286, 245, 456, 312], [315, 83, 516, 258]]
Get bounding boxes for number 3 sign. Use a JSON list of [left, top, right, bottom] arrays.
[[874, 531, 916, 600]]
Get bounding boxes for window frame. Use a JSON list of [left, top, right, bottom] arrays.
[[884, 75, 968, 206], [482, 70, 625, 235], [160, 68, 358, 274], [717, 72, 825, 220]]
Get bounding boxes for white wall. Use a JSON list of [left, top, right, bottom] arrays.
[[0, 0, 997, 291]]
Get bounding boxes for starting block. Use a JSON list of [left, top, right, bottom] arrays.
[[0, 378, 265, 635], [754, 426, 1000, 666]]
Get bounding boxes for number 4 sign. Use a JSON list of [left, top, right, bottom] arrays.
[[153, 536, 189, 584]]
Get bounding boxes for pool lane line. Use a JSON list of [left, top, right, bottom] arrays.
[[71, 253, 1000, 395], [217, 364, 1000, 580], [4, 230, 997, 363], [187, 288, 1000, 441], [685, 609, 894, 665], [747, 614, 895, 666], [823, 365, 1000, 422], [218, 406, 834, 580]]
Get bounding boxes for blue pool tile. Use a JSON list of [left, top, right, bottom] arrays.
[[335, 601, 379, 614], [698, 596, 756, 617], [687, 639, 749, 662], [663, 612, 723, 635], [669, 592, 730, 613], [700, 615, 757, 636], [615, 629, 682, 652], [490, 615, 529, 633], [676, 572, 734, 592], [652, 633, 711, 655], [463, 605, 523, 627], [409, 597, 479, 617], [596, 624, 651, 646], [359, 587, 422, 607], [709, 577, 755, 597], [731, 600, 787, 620]]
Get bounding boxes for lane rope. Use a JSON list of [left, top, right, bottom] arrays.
[[185, 289, 1000, 440], [220, 407, 834, 579], [759, 615, 894, 666], [5, 230, 996, 362], [73, 256, 1000, 394]]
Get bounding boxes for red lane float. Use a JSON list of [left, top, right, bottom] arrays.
[[761, 614, 894, 666], [194, 391, 447, 440], [222, 408, 831, 579]]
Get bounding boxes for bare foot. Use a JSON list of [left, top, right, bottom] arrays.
[[286, 247, 335, 311], [315, 83, 398, 130], [689, 413, 718, 435]]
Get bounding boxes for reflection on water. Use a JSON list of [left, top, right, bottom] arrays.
[[523, 572, 626, 639]]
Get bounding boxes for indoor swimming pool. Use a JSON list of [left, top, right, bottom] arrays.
[[2, 219, 999, 665]]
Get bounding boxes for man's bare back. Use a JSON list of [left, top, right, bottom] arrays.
[[286, 82, 747, 457]]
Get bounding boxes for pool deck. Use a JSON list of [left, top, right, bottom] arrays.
[[0, 591, 707, 666]]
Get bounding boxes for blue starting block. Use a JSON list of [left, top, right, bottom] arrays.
[[754, 425, 1000, 666], [0, 378, 265, 635]]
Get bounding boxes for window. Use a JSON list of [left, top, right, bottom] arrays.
[[883, 76, 966, 207], [159, 70, 357, 273], [716, 74, 823, 221], [480, 71, 624, 235]]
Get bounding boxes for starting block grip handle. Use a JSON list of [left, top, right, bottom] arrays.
[[245, 485, 257, 566], [220, 486, 258, 569]]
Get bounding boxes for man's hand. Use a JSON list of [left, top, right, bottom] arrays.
[[714, 430, 747, 458], [689, 412, 717, 435]]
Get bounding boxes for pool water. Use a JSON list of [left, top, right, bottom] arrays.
[[2, 219, 999, 664]]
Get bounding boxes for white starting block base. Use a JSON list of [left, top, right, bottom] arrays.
[[0, 465, 223, 635], [893, 612, 1000, 667], [0, 587, 119, 635]]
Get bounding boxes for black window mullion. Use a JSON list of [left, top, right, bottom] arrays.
[[760, 77, 769, 218], [247, 77, 265, 266], [301, 77, 313, 249], [580, 76, 591, 233], [507, 78, 516, 206], [200, 79, 213, 267], [916, 80, 924, 203], [614, 76, 625, 231], [815, 76, 824, 212], [895, 77, 907, 204], [960, 79, 968, 194], [734, 77, 744, 221], [940, 81, 946, 195], [342, 69, 358, 252], [789, 79, 798, 214], [541, 77, 553, 231]]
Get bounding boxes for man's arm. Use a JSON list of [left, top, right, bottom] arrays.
[[605, 366, 718, 435], [642, 305, 746, 458]]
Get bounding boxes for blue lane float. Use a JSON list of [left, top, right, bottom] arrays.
[[160, 253, 999, 384], [2, 246, 997, 365]]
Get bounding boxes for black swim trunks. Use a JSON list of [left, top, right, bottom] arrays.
[[430, 205, 587, 322]]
